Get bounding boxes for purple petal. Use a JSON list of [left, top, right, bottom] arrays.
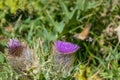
[[8, 38, 24, 56], [8, 39, 21, 48], [55, 40, 79, 54]]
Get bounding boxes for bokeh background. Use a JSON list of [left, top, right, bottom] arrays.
[[0, 0, 120, 80]]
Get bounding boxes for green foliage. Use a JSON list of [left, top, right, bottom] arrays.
[[0, 54, 4, 63], [0, 0, 120, 79]]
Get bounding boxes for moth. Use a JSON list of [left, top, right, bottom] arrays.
[[73, 24, 92, 40]]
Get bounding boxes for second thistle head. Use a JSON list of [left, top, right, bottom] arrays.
[[7, 38, 39, 75]]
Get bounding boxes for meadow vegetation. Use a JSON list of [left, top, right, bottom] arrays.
[[0, 0, 120, 80]]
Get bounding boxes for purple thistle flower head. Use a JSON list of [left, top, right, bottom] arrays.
[[8, 39, 24, 57], [55, 40, 79, 54]]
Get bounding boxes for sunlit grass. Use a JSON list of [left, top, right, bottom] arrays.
[[0, 0, 120, 80]]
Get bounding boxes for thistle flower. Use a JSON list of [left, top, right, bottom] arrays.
[[53, 40, 79, 72], [7, 39, 39, 75], [55, 40, 79, 54], [8, 39, 24, 57]]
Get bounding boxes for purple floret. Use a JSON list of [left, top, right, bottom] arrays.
[[8, 39, 21, 48], [8, 39, 24, 56], [55, 40, 79, 54]]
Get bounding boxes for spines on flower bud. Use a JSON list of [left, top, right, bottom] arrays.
[[53, 40, 79, 72], [7, 39, 39, 76]]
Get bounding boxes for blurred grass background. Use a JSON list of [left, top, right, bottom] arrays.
[[0, 0, 120, 80]]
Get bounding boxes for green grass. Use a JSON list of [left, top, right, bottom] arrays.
[[0, 0, 120, 80]]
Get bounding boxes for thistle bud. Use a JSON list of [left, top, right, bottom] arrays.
[[7, 39, 24, 57], [7, 39, 39, 75], [53, 40, 79, 73]]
